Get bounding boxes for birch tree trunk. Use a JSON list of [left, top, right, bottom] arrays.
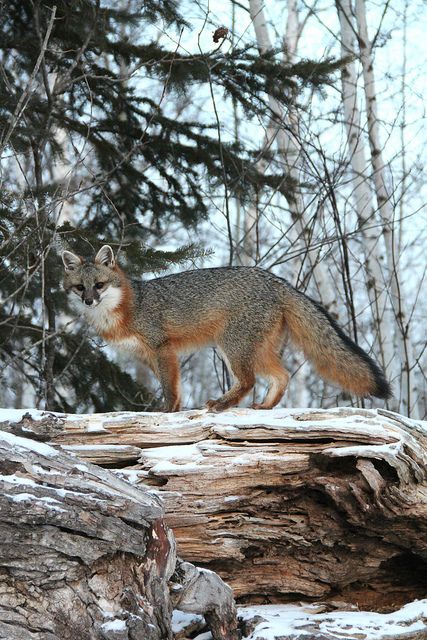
[[284, 0, 299, 64], [249, 0, 337, 316], [335, 0, 397, 403], [354, 0, 420, 419], [280, 0, 311, 408], [50, 126, 75, 226]]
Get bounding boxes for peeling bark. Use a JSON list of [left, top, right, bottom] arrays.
[[0, 426, 237, 640], [11, 406, 426, 612]]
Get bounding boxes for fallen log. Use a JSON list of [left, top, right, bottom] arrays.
[[1, 406, 427, 613], [0, 426, 237, 640]]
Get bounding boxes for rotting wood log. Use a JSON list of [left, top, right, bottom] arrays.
[[0, 427, 237, 640], [2, 406, 427, 613]]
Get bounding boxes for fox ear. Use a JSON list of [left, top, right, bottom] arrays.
[[62, 250, 83, 272], [95, 245, 115, 268]]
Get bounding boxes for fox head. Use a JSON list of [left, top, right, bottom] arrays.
[[62, 245, 122, 309]]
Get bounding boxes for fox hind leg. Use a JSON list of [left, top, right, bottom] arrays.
[[252, 356, 289, 409], [205, 319, 288, 412], [206, 350, 256, 412], [252, 326, 289, 409]]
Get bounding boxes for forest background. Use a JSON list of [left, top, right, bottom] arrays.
[[0, 0, 425, 419]]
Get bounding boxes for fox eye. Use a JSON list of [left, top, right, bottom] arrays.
[[95, 282, 105, 289], [75, 284, 85, 292]]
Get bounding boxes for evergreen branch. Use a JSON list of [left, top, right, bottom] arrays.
[[53, 0, 100, 96], [0, 5, 57, 157]]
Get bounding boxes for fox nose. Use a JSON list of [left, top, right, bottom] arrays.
[[85, 299, 94, 306]]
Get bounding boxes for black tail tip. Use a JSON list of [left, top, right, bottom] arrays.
[[373, 375, 393, 400]]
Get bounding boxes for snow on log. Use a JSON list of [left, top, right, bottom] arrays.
[[0, 427, 237, 640], [1, 406, 427, 615]]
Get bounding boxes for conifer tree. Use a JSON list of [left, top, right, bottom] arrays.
[[0, 0, 341, 411]]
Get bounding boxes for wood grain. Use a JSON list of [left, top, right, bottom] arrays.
[[0, 426, 237, 640], [2, 406, 427, 613]]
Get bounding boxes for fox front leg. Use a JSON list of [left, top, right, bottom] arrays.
[[154, 347, 182, 412]]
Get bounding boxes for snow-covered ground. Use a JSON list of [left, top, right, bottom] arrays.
[[238, 602, 427, 639], [173, 600, 427, 639]]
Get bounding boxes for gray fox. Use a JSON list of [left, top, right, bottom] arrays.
[[62, 245, 391, 412]]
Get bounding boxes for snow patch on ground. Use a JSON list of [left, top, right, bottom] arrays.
[[238, 600, 427, 639], [170, 601, 427, 639]]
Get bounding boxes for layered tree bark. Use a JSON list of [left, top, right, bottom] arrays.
[[3, 406, 426, 615], [0, 426, 237, 640]]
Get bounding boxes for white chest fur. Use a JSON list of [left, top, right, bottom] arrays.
[[72, 285, 152, 362], [80, 286, 123, 333], [112, 335, 141, 353], [110, 334, 153, 364]]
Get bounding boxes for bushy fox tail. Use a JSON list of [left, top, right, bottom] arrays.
[[284, 290, 391, 399]]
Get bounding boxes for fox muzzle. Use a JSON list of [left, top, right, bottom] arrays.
[[82, 287, 100, 306]]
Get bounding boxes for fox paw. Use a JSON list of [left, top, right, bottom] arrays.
[[205, 399, 224, 412]]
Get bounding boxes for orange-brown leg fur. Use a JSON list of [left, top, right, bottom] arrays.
[[206, 359, 256, 412], [155, 347, 181, 412], [252, 356, 289, 409], [252, 326, 289, 409]]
